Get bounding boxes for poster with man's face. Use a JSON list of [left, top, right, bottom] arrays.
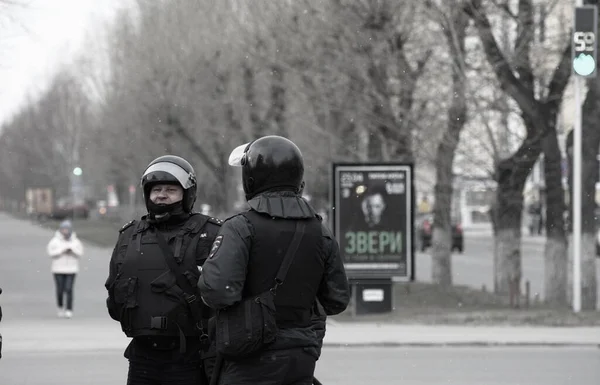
[[333, 164, 413, 280]]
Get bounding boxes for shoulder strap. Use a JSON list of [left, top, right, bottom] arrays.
[[272, 220, 306, 294], [207, 216, 223, 226], [119, 220, 136, 233], [170, 214, 208, 260], [184, 213, 209, 233], [153, 225, 211, 351], [154, 227, 212, 326], [154, 229, 197, 296]]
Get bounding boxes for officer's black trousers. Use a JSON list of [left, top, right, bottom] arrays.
[[125, 337, 210, 385], [127, 357, 203, 385], [217, 347, 317, 385]]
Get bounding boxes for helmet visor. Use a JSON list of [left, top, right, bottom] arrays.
[[228, 142, 251, 167], [142, 161, 195, 189]]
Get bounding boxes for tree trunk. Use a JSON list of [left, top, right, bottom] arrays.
[[431, 182, 453, 286], [214, 149, 230, 216], [269, 65, 286, 136], [218, 71, 247, 215], [465, 0, 572, 298], [243, 63, 265, 137], [542, 129, 568, 306], [493, 144, 541, 294], [367, 129, 384, 161], [494, 225, 521, 295], [431, 7, 468, 286]]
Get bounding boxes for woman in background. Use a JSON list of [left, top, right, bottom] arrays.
[[46, 220, 84, 318]]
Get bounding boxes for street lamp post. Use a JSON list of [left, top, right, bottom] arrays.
[[71, 167, 83, 219]]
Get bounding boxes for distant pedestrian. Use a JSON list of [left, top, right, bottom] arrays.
[[527, 201, 543, 236], [47, 220, 84, 318]]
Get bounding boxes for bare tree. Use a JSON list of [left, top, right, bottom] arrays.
[[311, 0, 435, 163], [424, 1, 470, 286], [465, 0, 571, 301], [0, 0, 462, 220], [0, 69, 93, 205], [93, 1, 244, 213]]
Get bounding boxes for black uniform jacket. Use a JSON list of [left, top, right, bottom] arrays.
[[198, 191, 350, 351]]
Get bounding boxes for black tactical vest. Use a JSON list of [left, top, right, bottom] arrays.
[[241, 210, 325, 328], [112, 214, 213, 338]]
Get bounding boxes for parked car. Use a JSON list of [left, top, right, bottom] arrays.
[[94, 200, 121, 221], [416, 213, 464, 253]]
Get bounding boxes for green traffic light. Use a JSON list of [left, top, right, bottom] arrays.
[[573, 53, 596, 76]]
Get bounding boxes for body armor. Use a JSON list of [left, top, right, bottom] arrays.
[[241, 210, 324, 328], [110, 214, 213, 338]]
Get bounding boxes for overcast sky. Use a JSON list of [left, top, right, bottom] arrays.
[[0, 0, 121, 125]]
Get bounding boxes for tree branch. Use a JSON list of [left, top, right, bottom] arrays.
[[513, 0, 535, 95], [165, 111, 220, 180], [416, 49, 433, 74], [465, 0, 542, 124], [546, 41, 571, 108], [490, 0, 518, 20]]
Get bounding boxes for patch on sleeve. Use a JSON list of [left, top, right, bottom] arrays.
[[208, 235, 224, 259]]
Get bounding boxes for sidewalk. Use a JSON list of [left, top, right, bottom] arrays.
[[322, 321, 600, 347], [3, 318, 600, 353]]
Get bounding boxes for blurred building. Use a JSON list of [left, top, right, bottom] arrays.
[[453, 175, 496, 229]]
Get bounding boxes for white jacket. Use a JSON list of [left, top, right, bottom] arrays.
[[47, 231, 84, 274]]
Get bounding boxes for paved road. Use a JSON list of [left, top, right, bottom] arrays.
[[0, 213, 599, 384], [1, 212, 599, 314], [0, 214, 111, 321], [2, 212, 597, 313], [1, 347, 598, 385], [416, 230, 600, 306]]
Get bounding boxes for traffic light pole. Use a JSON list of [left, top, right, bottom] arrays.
[[571, 2, 597, 313], [573, 74, 582, 313], [572, 0, 584, 314]]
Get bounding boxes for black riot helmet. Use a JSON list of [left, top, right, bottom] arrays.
[[141, 155, 197, 213], [228, 135, 304, 200]]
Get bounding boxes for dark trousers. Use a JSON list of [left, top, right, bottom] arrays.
[[127, 356, 203, 385], [125, 338, 208, 385], [53, 273, 76, 310], [218, 348, 317, 385]]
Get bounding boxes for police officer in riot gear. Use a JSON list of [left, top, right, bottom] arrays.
[[198, 136, 350, 385], [105, 155, 222, 385]]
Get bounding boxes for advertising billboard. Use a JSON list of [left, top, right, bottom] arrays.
[[332, 163, 414, 281]]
